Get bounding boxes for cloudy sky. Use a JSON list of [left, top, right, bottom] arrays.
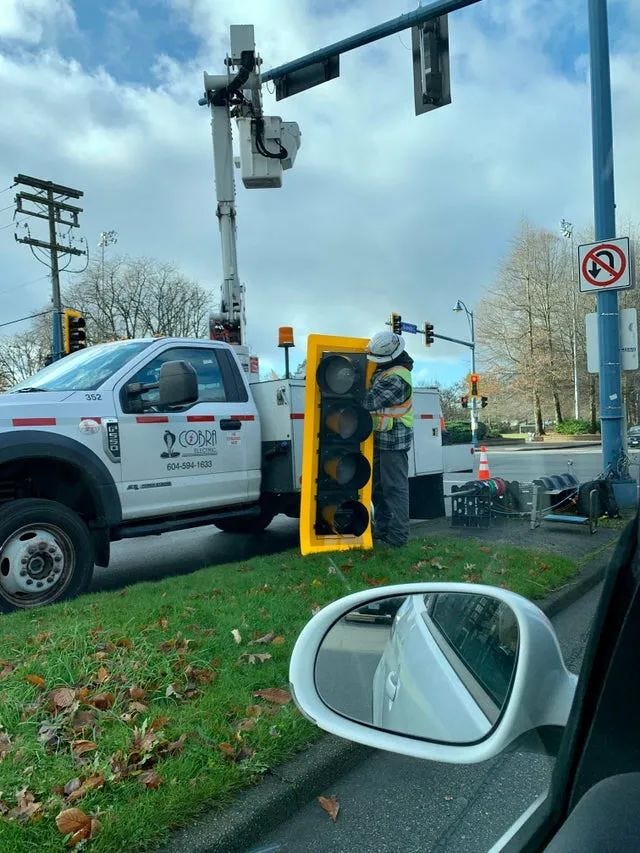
[[0, 0, 638, 384]]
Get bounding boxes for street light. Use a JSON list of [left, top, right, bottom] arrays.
[[98, 230, 118, 290], [560, 219, 580, 420], [452, 299, 478, 448]]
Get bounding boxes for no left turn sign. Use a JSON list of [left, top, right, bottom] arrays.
[[578, 236, 633, 293]]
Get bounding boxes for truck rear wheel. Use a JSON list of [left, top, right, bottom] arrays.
[[0, 499, 95, 612], [213, 508, 275, 534]]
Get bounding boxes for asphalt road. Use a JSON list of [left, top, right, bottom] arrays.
[[92, 447, 616, 594], [248, 583, 604, 853]]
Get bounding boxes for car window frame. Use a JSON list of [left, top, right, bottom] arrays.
[[119, 345, 237, 414]]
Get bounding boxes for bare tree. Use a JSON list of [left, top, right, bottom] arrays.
[[64, 257, 211, 342], [0, 315, 51, 389]]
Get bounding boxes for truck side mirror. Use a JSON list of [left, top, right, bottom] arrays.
[[158, 360, 198, 407]]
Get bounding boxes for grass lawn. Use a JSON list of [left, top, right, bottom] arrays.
[[0, 536, 578, 851]]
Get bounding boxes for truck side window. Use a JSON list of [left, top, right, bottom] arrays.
[[123, 347, 229, 412]]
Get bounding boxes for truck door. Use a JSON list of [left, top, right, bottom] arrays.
[[114, 344, 259, 519]]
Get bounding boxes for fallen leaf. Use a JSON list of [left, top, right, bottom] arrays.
[[9, 788, 42, 822], [49, 687, 76, 712], [128, 701, 148, 713], [96, 666, 110, 684], [70, 711, 96, 732], [72, 740, 98, 757], [150, 716, 170, 731], [271, 635, 286, 646], [116, 637, 133, 649], [166, 733, 187, 755], [90, 692, 114, 710], [25, 674, 46, 689], [250, 631, 275, 645], [245, 705, 263, 718], [67, 774, 105, 803], [218, 742, 236, 759], [38, 722, 60, 751], [240, 652, 272, 665], [140, 769, 162, 789], [0, 662, 15, 680], [254, 688, 291, 705], [231, 628, 242, 645], [318, 794, 340, 822], [128, 686, 146, 701], [0, 733, 11, 759], [165, 683, 182, 699], [63, 778, 82, 797], [158, 617, 169, 630], [237, 718, 257, 732], [56, 807, 101, 845]]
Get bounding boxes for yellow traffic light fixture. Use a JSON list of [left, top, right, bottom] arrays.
[[62, 309, 87, 355], [469, 372, 480, 398], [390, 312, 402, 335], [300, 334, 375, 555]]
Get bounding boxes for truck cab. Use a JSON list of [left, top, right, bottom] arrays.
[[0, 338, 262, 611]]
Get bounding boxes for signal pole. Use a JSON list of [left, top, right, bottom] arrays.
[[13, 174, 85, 362]]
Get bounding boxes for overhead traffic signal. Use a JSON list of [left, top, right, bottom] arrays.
[[391, 313, 402, 335], [424, 322, 435, 346], [300, 334, 374, 555], [469, 373, 480, 398], [481, 396, 488, 409], [460, 395, 468, 409], [62, 309, 87, 354]]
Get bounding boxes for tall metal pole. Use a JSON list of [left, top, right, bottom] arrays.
[[47, 187, 63, 361], [588, 0, 624, 476], [469, 311, 478, 449], [560, 220, 580, 419]]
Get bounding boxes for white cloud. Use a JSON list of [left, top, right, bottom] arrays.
[[0, 0, 76, 44], [0, 0, 638, 379]]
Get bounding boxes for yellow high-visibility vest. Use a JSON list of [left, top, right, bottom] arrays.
[[372, 366, 414, 432]]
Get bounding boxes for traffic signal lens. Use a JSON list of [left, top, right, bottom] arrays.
[[325, 405, 373, 441], [316, 355, 358, 396], [323, 451, 371, 488], [321, 500, 370, 536]]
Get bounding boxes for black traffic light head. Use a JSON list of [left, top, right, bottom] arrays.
[[63, 309, 87, 354], [300, 335, 375, 555], [461, 395, 468, 409], [481, 396, 488, 409], [470, 373, 480, 397], [390, 313, 402, 335], [424, 322, 435, 346]]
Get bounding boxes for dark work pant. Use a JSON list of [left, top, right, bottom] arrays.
[[372, 447, 410, 547]]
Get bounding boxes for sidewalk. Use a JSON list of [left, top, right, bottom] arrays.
[[159, 516, 622, 853]]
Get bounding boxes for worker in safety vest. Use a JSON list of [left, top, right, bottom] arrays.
[[362, 331, 414, 547]]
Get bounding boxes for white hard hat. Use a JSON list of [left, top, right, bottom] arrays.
[[366, 331, 405, 363]]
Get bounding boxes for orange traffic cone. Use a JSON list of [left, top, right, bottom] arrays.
[[478, 445, 491, 481]]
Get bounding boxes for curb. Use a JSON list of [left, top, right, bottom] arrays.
[[157, 736, 372, 853], [159, 547, 613, 853]]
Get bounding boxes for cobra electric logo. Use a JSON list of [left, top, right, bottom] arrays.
[[160, 429, 217, 459]]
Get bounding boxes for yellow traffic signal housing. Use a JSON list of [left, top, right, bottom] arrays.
[[62, 309, 87, 354], [300, 334, 375, 555]]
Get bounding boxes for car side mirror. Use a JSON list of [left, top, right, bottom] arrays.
[[158, 360, 198, 407], [289, 583, 577, 764]]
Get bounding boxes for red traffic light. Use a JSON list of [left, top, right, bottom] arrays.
[[316, 354, 360, 396]]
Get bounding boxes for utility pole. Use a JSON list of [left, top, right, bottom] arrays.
[[587, 0, 630, 494], [13, 174, 85, 362]]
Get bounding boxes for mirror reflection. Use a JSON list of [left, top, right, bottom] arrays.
[[315, 592, 519, 744]]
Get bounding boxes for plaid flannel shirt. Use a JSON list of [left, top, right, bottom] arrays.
[[362, 370, 413, 451]]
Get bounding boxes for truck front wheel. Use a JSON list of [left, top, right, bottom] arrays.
[[0, 499, 95, 612]]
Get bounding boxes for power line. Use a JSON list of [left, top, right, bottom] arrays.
[[0, 184, 16, 195], [0, 273, 50, 297], [0, 309, 52, 331], [0, 203, 14, 214]]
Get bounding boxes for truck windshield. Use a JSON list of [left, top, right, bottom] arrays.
[[9, 340, 153, 393]]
